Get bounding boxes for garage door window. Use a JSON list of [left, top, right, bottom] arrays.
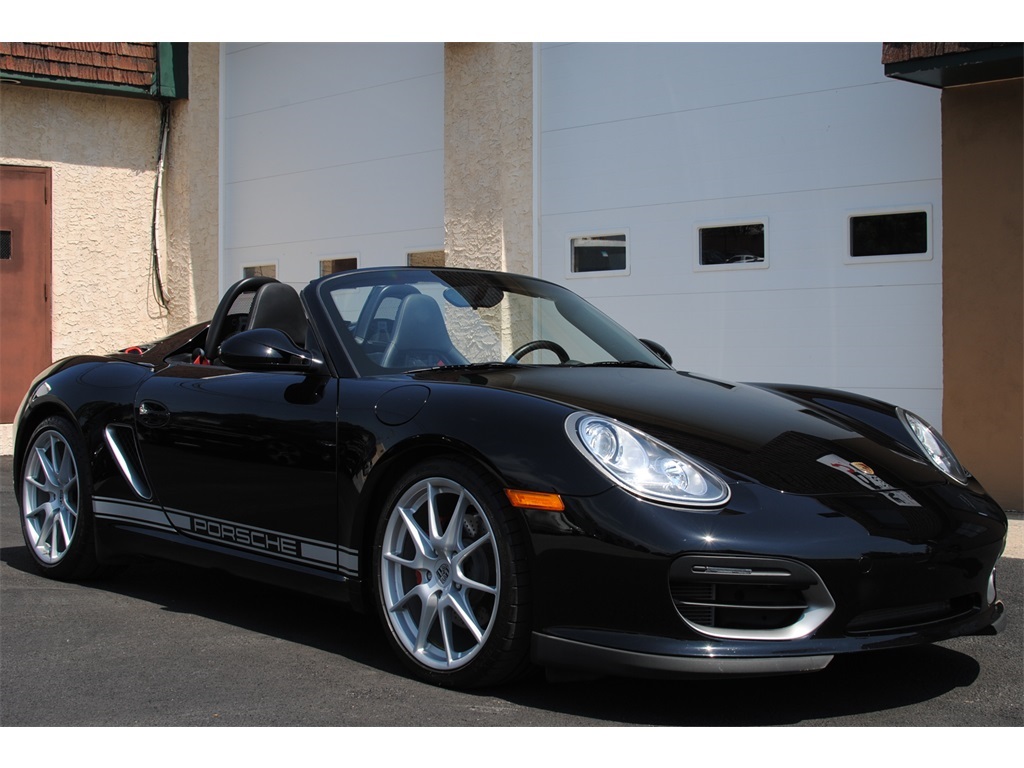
[[409, 250, 446, 267], [697, 222, 766, 270], [243, 264, 277, 279], [570, 234, 628, 275], [849, 211, 929, 259], [320, 257, 358, 276]]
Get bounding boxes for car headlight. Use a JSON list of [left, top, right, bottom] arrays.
[[897, 407, 971, 485], [565, 412, 730, 507]]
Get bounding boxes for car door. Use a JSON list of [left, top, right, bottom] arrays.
[[133, 362, 346, 575]]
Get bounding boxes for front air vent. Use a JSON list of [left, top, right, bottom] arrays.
[[672, 582, 811, 631], [669, 555, 835, 641], [104, 425, 153, 500], [845, 594, 978, 634]]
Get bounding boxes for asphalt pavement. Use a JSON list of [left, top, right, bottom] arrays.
[[0, 454, 1020, 729]]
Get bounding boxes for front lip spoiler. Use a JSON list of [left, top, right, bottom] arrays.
[[533, 598, 1007, 679], [532, 632, 834, 680], [972, 600, 1006, 635]]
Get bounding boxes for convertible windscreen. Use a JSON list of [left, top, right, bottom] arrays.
[[317, 268, 668, 376]]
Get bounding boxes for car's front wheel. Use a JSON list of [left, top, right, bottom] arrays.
[[373, 458, 532, 688], [19, 415, 99, 580]]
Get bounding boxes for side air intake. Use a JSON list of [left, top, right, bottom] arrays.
[[103, 425, 153, 500], [669, 555, 835, 641]]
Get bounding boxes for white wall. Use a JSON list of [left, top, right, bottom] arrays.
[[538, 43, 945, 425], [221, 43, 445, 291], [218, 42, 947, 425]]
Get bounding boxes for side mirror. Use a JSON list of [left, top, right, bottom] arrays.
[[219, 328, 322, 372], [639, 338, 673, 366]]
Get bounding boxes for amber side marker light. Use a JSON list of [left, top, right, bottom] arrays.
[[505, 489, 565, 511]]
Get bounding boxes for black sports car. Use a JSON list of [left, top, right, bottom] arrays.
[[13, 267, 1007, 688]]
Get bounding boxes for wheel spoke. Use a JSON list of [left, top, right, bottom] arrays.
[[57, 508, 74, 551], [383, 550, 412, 566], [35, 444, 59, 489], [389, 581, 432, 613], [35, 504, 56, 547], [452, 529, 493, 564], [455, 571, 497, 596], [446, 591, 485, 643], [383, 549, 428, 572], [414, 590, 440, 653], [50, 517, 62, 555], [440, 492, 470, 552], [452, 534, 497, 592], [438, 600, 456, 662], [396, 504, 435, 562], [57, 445, 76, 488], [426, 482, 444, 541], [28, 501, 50, 521]]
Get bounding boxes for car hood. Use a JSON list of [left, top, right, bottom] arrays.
[[412, 366, 941, 494]]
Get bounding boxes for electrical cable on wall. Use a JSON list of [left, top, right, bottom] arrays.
[[150, 101, 171, 311]]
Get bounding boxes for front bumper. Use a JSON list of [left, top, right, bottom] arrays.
[[531, 598, 1006, 679]]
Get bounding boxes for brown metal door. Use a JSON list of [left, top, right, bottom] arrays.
[[1, 165, 52, 422]]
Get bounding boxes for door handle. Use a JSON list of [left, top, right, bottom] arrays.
[[138, 400, 171, 428]]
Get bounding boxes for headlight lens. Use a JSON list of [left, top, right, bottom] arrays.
[[897, 408, 971, 485], [566, 412, 730, 507]]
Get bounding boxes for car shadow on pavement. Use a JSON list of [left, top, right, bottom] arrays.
[[0, 540, 407, 679], [493, 643, 982, 726], [2, 536, 989, 727]]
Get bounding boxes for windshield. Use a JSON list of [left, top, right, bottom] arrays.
[[315, 268, 669, 376]]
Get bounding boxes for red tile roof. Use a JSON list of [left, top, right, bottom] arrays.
[[0, 42, 157, 87]]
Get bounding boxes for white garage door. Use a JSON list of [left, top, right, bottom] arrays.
[[221, 42, 445, 292], [538, 43, 944, 425]]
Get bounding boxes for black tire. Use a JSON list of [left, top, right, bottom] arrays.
[[19, 415, 100, 580], [373, 458, 532, 688]]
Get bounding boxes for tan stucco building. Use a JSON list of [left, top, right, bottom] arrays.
[[883, 44, 1023, 510], [0, 43, 220, 451]]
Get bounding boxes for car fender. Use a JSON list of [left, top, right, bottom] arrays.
[[347, 382, 616, 582], [13, 357, 155, 493], [399, 381, 612, 498]]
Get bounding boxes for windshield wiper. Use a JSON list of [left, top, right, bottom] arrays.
[[575, 360, 665, 369], [411, 360, 665, 373], [420, 362, 522, 372]]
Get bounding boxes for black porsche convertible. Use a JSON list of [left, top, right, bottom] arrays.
[[12, 267, 1007, 688]]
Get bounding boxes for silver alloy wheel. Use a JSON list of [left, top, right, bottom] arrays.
[[380, 476, 500, 671], [22, 429, 81, 564]]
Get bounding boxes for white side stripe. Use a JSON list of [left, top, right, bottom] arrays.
[[94, 498, 173, 531], [95, 498, 359, 576]]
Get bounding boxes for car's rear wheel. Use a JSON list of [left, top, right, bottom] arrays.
[[20, 416, 99, 580], [373, 458, 532, 688]]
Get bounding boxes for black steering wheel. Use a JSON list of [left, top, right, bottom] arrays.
[[204, 276, 277, 362], [505, 339, 570, 364]]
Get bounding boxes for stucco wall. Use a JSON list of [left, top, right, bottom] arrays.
[[444, 43, 533, 274], [1, 85, 171, 357], [942, 78, 1023, 510], [0, 45, 219, 354], [166, 42, 220, 325], [0, 43, 220, 454]]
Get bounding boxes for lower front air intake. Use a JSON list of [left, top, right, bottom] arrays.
[[669, 555, 835, 641]]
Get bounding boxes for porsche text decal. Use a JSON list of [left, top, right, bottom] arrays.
[[192, 517, 299, 556], [94, 497, 358, 576]]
